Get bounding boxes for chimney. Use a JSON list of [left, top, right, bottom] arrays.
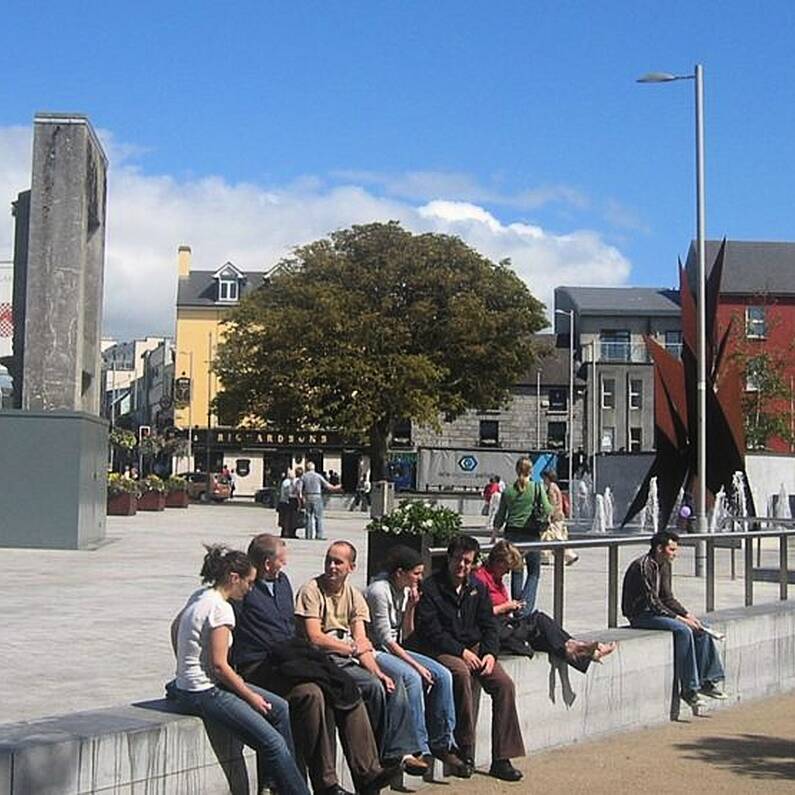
[[178, 245, 192, 277]]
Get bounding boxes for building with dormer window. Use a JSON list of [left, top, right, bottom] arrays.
[[173, 246, 263, 463]]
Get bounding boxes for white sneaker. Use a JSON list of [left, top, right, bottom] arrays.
[[700, 682, 729, 700]]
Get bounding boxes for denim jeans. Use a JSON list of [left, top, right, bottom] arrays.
[[505, 529, 541, 616], [375, 650, 456, 755], [165, 681, 309, 795], [304, 494, 325, 540], [629, 611, 725, 694]]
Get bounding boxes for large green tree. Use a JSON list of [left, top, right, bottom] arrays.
[[214, 222, 547, 479]]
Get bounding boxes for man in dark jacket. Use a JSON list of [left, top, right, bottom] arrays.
[[234, 534, 394, 795], [622, 529, 727, 711], [414, 534, 525, 782]]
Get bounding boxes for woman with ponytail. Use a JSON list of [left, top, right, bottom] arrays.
[[493, 457, 552, 616], [167, 545, 309, 795]]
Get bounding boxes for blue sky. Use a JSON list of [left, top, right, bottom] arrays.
[[2, 2, 795, 337]]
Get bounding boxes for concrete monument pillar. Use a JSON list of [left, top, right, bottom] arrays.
[[21, 113, 107, 413]]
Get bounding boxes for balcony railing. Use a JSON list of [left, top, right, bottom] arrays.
[[598, 342, 649, 363]]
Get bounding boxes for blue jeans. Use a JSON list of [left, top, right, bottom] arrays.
[[166, 681, 309, 795], [376, 650, 456, 755], [506, 529, 541, 616], [304, 494, 325, 540], [629, 612, 725, 694]]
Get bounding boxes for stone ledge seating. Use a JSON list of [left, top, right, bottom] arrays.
[[3, 601, 795, 795]]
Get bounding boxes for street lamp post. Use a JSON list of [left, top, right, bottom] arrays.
[[555, 308, 575, 495], [638, 65, 708, 575]]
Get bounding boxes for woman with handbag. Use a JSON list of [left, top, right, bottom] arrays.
[[540, 469, 579, 566], [474, 542, 616, 669], [493, 456, 552, 616]]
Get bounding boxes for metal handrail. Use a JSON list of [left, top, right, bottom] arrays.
[[429, 523, 795, 628]]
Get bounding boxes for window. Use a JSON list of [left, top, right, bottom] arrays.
[[479, 420, 499, 447], [548, 388, 567, 411], [601, 378, 615, 409], [392, 418, 412, 446], [601, 427, 615, 452], [629, 427, 642, 452], [600, 330, 631, 362], [746, 306, 766, 339], [664, 330, 682, 358], [629, 379, 643, 410], [218, 278, 239, 302], [547, 421, 566, 450], [745, 357, 762, 392]]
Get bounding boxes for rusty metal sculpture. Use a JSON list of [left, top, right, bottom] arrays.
[[622, 240, 754, 529]]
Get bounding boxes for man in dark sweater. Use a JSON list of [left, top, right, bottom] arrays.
[[414, 534, 525, 782], [622, 529, 727, 710], [233, 534, 394, 795]]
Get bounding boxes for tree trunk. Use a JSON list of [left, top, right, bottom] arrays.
[[369, 421, 390, 481]]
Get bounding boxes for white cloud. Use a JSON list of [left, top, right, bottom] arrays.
[[0, 125, 632, 340]]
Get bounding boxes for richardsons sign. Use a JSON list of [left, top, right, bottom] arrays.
[[190, 428, 355, 450]]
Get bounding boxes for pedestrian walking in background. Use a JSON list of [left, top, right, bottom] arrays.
[[493, 457, 552, 616], [277, 470, 295, 538], [301, 461, 342, 540], [540, 469, 578, 566]]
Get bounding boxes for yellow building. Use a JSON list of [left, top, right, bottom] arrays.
[[173, 246, 360, 495]]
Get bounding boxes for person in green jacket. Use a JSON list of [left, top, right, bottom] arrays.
[[493, 457, 552, 617]]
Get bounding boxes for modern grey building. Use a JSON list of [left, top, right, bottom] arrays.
[[555, 286, 682, 457]]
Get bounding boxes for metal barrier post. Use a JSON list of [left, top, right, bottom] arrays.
[[553, 547, 565, 625], [780, 535, 789, 601], [608, 545, 619, 628], [706, 538, 715, 613], [744, 536, 754, 607]]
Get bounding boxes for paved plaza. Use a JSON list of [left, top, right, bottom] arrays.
[[0, 502, 788, 724], [423, 690, 795, 794]]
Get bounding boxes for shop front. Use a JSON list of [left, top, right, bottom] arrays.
[[188, 427, 367, 497]]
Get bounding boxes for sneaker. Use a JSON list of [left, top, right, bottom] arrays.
[[700, 682, 729, 700], [681, 690, 707, 709], [488, 759, 523, 782]]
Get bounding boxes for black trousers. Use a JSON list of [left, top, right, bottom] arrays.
[[524, 610, 590, 673]]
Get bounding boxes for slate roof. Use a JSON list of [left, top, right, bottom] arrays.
[[554, 286, 680, 317], [515, 334, 584, 387], [685, 240, 795, 296], [177, 269, 265, 307]]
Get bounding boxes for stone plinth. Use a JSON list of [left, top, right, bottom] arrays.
[[20, 113, 107, 414], [0, 411, 107, 549]]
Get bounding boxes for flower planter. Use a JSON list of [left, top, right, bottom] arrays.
[[107, 493, 138, 516], [165, 491, 190, 508], [138, 491, 167, 511]]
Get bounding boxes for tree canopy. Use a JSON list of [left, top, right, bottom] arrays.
[[214, 221, 548, 479]]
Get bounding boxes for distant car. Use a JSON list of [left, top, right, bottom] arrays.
[[178, 472, 232, 502]]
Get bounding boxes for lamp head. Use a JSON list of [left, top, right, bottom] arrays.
[[637, 71, 678, 83]]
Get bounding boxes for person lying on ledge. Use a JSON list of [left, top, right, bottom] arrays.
[[622, 529, 728, 711], [474, 541, 616, 670]]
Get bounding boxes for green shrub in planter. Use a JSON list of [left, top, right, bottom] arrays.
[[107, 473, 141, 498], [367, 500, 462, 545], [139, 475, 167, 494], [165, 476, 188, 493]]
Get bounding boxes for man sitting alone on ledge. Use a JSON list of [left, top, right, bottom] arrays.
[[622, 529, 728, 710]]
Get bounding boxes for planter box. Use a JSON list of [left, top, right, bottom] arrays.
[[138, 492, 167, 511], [366, 531, 446, 582], [107, 493, 138, 516], [165, 491, 190, 508]]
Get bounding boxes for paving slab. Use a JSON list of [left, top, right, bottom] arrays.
[[0, 502, 785, 723]]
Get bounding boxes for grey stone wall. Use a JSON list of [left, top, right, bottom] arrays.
[[20, 114, 107, 414], [413, 387, 586, 452]]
